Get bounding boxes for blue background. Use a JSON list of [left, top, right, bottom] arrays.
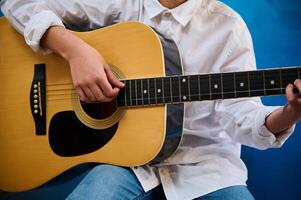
[[1, 0, 301, 199], [221, 0, 301, 200]]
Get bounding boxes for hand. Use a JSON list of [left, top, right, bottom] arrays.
[[265, 79, 301, 135], [68, 44, 124, 102], [41, 26, 124, 102], [285, 79, 301, 121]]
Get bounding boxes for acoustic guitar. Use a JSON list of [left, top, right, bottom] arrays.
[[0, 17, 300, 192]]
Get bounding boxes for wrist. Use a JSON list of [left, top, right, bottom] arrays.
[[265, 106, 297, 135], [41, 26, 87, 62], [283, 104, 301, 122]]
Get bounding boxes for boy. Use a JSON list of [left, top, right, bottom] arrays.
[[1, 0, 300, 199]]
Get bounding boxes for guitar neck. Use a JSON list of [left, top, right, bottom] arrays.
[[117, 66, 301, 107]]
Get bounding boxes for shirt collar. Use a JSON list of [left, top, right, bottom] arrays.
[[144, 0, 202, 27]]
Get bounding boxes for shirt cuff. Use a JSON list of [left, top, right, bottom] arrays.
[[255, 106, 295, 149], [24, 10, 65, 54]]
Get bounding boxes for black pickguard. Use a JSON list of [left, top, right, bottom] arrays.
[[49, 111, 117, 157]]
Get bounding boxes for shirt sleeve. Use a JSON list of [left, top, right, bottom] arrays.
[[0, 0, 140, 54], [214, 16, 295, 150]]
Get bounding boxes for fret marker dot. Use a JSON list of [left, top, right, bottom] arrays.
[[157, 89, 161, 93], [183, 96, 187, 100], [270, 80, 275, 85], [240, 82, 244, 87], [214, 84, 218, 89], [144, 90, 147, 94], [182, 78, 186, 83]]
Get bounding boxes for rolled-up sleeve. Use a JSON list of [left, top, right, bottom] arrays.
[[0, 0, 140, 54], [1, 0, 64, 54], [215, 16, 295, 150]]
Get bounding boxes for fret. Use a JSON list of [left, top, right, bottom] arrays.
[[249, 70, 265, 97], [208, 74, 212, 100], [142, 79, 150, 105], [171, 76, 180, 103], [280, 67, 299, 94], [170, 77, 173, 103], [117, 81, 126, 107], [136, 79, 143, 105], [148, 78, 156, 105], [123, 80, 127, 106], [263, 70, 266, 95], [233, 72, 237, 98], [210, 73, 222, 100], [264, 69, 281, 95], [162, 77, 165, 103], [154, 78, 157, 104], [180, 76, 189, 102], [298, 67, 301, 93], [147, 79, 150, 105], [178, 76, 182, 101], [235, 72, 249, 97], [222, 72, 236, 99], [130, 80, 137, 106], [221, 73, 224, 99], [135, 80, 138, 105], [188, 76, 191, 101], [198, 75, 201, 100], [125, 80, 132, 106], [163, 77, 172, 103], [199, 74, 210, 100], [141, 79, 144, 105], [189, 75, 200, 101], [279, 68, 283, 94], [247, 71, 250, 97], [155, 78, 164, 104]]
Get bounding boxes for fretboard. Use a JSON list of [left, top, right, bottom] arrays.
[[116, 66, 301, 107]]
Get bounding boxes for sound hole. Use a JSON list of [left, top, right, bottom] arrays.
[[81, 100, 117, 120]]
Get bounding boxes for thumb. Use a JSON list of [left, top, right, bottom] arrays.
[[105, 65, 125, 88]]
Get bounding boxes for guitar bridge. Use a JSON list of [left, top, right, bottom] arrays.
[[30, 64, 46, 135]]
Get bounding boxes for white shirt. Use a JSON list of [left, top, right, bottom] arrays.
[[1, 0, 295, 199]]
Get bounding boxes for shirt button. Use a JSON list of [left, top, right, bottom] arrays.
[[163, 12, 171, 17], [160, 168, 168, 176]]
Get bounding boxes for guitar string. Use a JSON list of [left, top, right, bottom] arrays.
[[45, 77, 300, 97], [45, 87, 294, 98], [45, 86, 298, 103], [45, 70, 301, 87], [45, 79, 300, 94], [43, 71, 301, 101]]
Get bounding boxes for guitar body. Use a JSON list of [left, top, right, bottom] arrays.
[[0, 18, 184, 191]]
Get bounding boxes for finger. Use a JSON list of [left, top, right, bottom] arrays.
[[286, 84, 296, 103], [90, 84, 113, 102], [105, 64, 125, 88], [97, 71, 119, 98], [76, 87, 87, 102], [82, 86, 96, 102], [295, 80, 301, 103], [294, 79, 301, 94]]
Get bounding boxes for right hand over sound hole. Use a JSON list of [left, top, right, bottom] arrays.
[[41, 26, 124, 103], [69, 44, 124, 103]]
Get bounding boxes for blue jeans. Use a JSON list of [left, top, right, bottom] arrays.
[[66, 165, 255, 200]]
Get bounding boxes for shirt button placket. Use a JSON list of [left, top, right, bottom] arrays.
[[161, 12, 173, 38]]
